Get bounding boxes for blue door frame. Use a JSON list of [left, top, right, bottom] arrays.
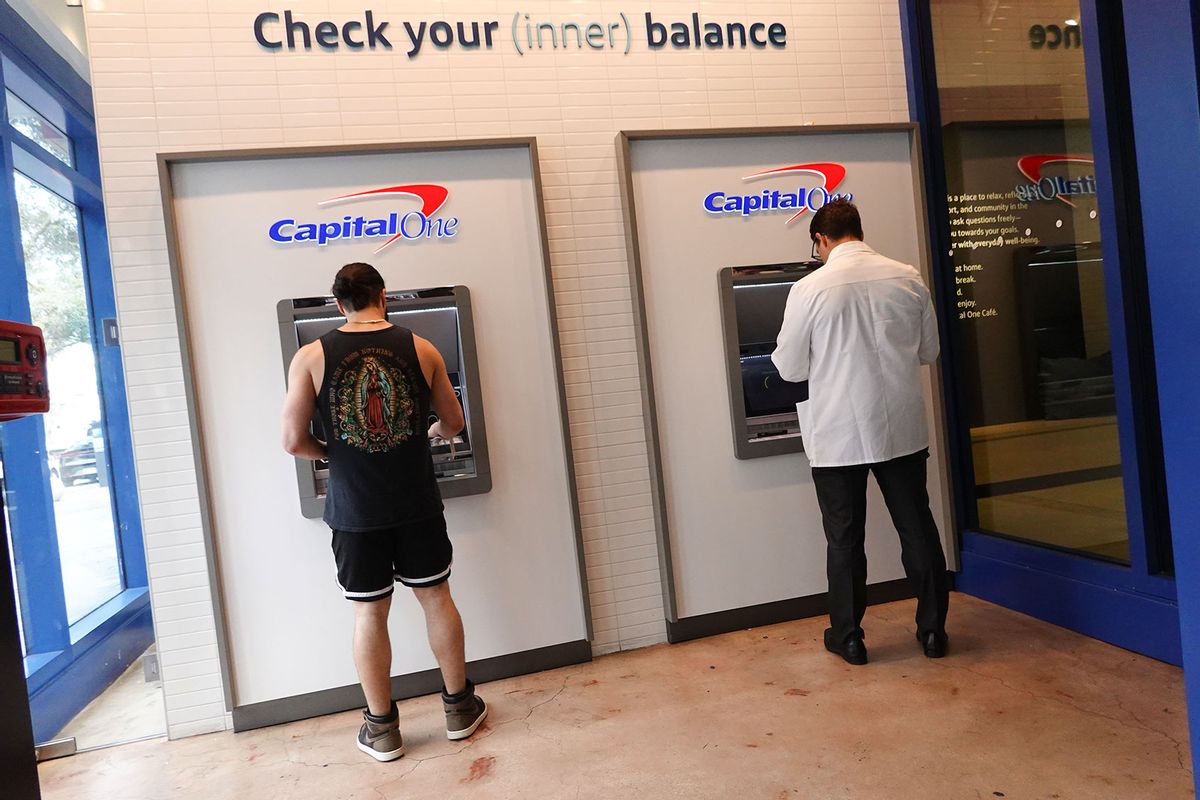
[[0, 4, 152, 743], [1116, 0, 1200, 791], [898, 0, 1182, 666]]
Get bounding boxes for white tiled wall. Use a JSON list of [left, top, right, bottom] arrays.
[[81, 0, 910, 739]]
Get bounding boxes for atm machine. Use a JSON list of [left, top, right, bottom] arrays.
[[1013, 242, 1116, 421], [276, 285, 490, 518], [717, 263, 818, 460]]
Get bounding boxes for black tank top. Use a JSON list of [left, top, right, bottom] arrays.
[[316, 326, 443, 531]]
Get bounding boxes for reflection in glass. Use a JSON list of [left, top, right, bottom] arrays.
[[931, 0, 1130, 563], [6, 90, 73, 168], [14, 172, 123, 622]]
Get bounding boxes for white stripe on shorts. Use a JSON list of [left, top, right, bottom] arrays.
[[396, 563, 452, 586], [341, 584, 395, 599], [334, 569, 394, 600]]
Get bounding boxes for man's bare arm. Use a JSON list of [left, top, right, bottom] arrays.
[[281, 343, 327, 460], [416, 336, 465, 440]]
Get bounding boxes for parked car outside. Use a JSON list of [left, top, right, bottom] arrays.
[[51, 421, 101, 487]]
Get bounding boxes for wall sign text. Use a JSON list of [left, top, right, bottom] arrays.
[[268, 184, 459, 254], [253, 10, 788, 56], [703, 163, 851, 225], [1029, 22, 1081, 50]]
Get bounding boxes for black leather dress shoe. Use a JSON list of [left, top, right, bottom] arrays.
[[918, 631, 947, 658], [824, 627, 868, 665]]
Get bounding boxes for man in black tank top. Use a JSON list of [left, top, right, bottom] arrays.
[[282, 263, 487, 762]]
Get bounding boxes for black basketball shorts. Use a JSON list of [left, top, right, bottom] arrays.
[[330, 515, 453, 602]]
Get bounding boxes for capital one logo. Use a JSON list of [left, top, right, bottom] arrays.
[[1014, 155, 1097, 206], [703, 163, 852, 223], [268, 183, 459, 254]]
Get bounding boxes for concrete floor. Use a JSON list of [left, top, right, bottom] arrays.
[[38, 595, 1193, 800]]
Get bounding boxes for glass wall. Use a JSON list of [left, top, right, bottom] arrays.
[[0, 42, 162, 749], [14, 171, 124, 624], [929, 0, 1130, 563]]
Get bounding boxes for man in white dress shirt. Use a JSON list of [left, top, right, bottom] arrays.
[[772, 199, 949, 665]]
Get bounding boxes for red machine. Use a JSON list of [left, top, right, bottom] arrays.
[[0, 320, 49, 422]]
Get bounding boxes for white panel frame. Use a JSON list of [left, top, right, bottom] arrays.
[[157, 139, 591, 725], [617, 124, 956, 638]]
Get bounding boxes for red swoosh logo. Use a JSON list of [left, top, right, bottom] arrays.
[[1017, 155, 1093, 207], [319, 184, 450, 253], [741, 163, 847, 223]]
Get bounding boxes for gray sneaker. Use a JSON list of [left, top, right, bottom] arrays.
[[357, 704, 405, 762], [443, 681, 488, 741]]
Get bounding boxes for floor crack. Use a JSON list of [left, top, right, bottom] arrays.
[[1111, 693, 1191, 773], [930, 658, 1191, 773], [393, 676, 571, 780], [872, 608, 1191, 773]]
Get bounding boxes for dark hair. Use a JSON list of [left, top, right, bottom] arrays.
[[331, 262, 384, 312], [809, 198, 864, 242]]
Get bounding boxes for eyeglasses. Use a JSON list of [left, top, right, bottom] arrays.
[[811, 239, 820, 261]]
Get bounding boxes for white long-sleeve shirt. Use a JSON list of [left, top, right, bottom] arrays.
[[771, 240, 940, 468]]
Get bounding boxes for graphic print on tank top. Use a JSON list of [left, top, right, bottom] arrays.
[[329, 346, 418, 452]]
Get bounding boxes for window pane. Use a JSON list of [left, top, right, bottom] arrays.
[[14, 172, 123, 622], [930, 1, 1130, 563], [6, 90, 73, 168]]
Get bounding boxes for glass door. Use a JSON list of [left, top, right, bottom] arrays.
[[942, 120, 1128, 562], [14, 171, 125, 625], [910, 0, 1177, 662]]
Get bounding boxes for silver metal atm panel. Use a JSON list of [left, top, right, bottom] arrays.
[[277, 285, 490, 518], [717, 264, 818, 460]]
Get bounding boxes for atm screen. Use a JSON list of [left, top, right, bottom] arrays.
[[719, 263, 818, 459], [295, 307, 461, 370], [732, 281, 794, 351], [740, 354, 808, 418], [733, 280, 809, 417]]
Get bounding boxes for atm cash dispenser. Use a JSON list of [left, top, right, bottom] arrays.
[[277, 286, 490, 518], [717, 263, 819, 460]]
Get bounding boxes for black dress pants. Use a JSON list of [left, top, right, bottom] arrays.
[[811, 448, 949, 646]]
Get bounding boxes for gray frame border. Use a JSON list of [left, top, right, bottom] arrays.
[[157, 137, 593, 721], [616, 123, 953, 629]]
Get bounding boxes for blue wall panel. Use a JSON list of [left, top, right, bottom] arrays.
[[1121, 0, 1200, 790], [957, 546, 1182, 665]]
